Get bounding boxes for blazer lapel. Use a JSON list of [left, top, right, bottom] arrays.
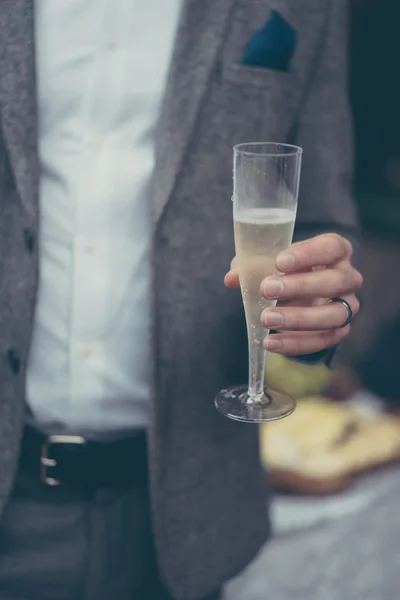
[[0, 0, 38, 220], [151, 0, 236, 230]]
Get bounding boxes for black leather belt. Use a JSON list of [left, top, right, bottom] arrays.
[[19, 426, 148, 489]]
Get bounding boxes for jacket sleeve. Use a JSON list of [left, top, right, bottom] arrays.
[[292, 0, 360, 259], [289, 0, 360, 366]]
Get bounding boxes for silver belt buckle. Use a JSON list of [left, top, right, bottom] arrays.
[[40, 435, 86, 486]]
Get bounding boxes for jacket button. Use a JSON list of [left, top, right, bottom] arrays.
[[7, 349, 20, 375], [23, 229, 35, 253]]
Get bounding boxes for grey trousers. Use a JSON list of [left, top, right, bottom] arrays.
[[0, 469, 221, 600]]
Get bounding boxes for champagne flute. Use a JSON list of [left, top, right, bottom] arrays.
[[215, 142, 303, 423]]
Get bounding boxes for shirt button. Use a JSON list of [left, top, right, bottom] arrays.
[[7, 349, 21, 375], [85, 244, 95, 255], [81, 347, 92, 359], [23, 229, 35, 254], [108, 40, 117, 51]]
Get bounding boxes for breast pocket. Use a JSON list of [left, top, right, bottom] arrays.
[[222, 60, 293, 92], [220, 2, 297, 106], [219, 54, 297, 130]]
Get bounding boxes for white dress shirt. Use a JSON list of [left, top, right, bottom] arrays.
[[28, 0, 182, 437]]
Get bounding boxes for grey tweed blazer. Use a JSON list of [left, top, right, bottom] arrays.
[[0, 1, 358, 598]]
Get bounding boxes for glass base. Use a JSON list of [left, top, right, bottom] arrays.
[[214, 385, 296, 423]]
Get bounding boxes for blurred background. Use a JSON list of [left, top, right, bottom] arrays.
[[226, 1, 400, 598]]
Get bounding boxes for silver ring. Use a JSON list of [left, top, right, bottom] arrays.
[[328, 297, 353, 329]]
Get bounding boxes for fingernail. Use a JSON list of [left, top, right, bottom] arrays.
[[263, 311, 284, 327], [265, 338, 283, 352], [262, 279, 284, 299], [276, 252, 295, 272]]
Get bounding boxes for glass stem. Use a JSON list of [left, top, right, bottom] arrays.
[[247, 325, 267, 402]]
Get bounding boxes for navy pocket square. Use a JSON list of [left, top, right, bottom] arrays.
[[242, 11, 296, 72]]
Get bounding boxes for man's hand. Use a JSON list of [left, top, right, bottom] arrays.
[[225, 234, 363, 355]]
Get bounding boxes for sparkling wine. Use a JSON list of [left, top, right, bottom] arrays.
[[234, 208, 295, 398]]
